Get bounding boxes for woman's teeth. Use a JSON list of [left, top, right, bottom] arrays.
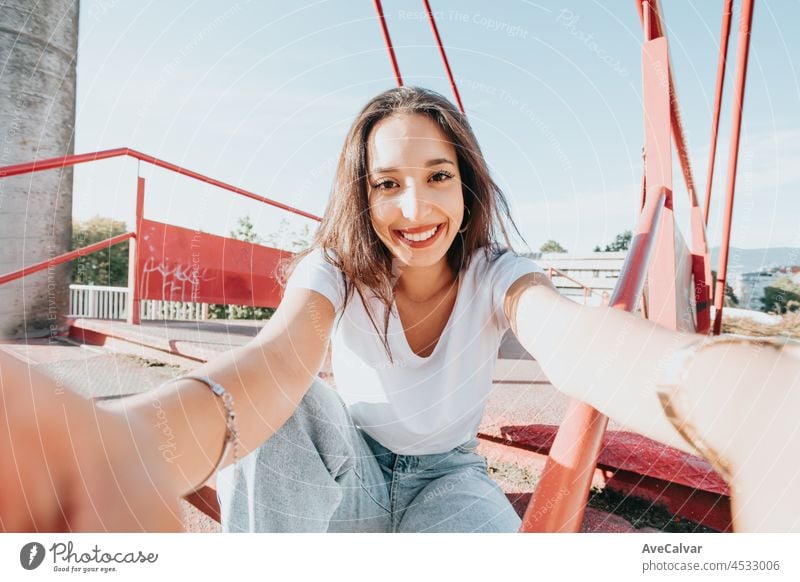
[[400, 225, 439, 242]]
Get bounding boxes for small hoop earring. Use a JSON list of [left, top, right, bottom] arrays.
[[458, 207, 471, 235]]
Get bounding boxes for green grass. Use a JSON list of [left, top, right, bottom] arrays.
[[587, 487, 720, 533]]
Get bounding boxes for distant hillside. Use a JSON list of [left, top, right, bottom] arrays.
[[709, 247, 800, 275]]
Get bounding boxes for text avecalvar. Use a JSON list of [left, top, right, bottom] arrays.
[[642, 544, 702, 554]]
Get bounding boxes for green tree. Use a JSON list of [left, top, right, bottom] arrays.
[[593, 230, 632, 252], [761, 276, 800, 314], [230, 214, 262, 244], [540, 239, 567, 253], [71, 216, 129, 286], [725, 283, 739, 307], [264, 217, 314, 252], [710, 270, 740, 308]]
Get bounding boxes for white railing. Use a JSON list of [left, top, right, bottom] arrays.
[[69, 284, 209, 320], [140, 299, 208, 320]]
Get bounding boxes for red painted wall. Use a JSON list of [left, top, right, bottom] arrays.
[[136, 219, 292, 307]]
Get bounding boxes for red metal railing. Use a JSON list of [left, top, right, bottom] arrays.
[[0, 147, 321, 222], [0, 148, 321, 324], [544, 266, 606, 305], [0, 232, 134, 286]]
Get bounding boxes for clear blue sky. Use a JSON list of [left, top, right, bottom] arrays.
[[73, 0, 800, 254]]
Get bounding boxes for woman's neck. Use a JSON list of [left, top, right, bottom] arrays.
[[394, 260, 456, 303]]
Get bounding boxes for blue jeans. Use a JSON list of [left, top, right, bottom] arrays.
[[216, 379, 521, 532]]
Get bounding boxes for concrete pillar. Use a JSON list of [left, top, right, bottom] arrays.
[[0, 1, 79, 338]]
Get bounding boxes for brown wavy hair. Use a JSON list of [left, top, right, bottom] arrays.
[[291, 86, 524, 359]]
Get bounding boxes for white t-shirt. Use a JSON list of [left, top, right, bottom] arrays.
[[285, 247, 543, 454]]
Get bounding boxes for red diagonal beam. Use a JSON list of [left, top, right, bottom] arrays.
[[703, 0, 734, 226], [635, 0, 699, 211], [372, 0, 404, 86], [714, 0, 755, 334], [422, 0, 465, 113]]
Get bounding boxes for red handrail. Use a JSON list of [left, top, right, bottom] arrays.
[[545, 267, 602, 299], [0, 232, 134, 286], [521, 188, 667, 532], [0, 147, 322, 222]]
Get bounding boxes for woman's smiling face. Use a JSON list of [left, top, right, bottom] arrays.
[[367, 113, 464, 269]]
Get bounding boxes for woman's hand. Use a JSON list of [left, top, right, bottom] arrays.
[[0, 351, 182, 532]]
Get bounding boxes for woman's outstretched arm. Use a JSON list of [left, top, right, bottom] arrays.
[[506, 274, 800, 531], [102, 288, 336, 495], [505, 273, 799, 457], [504, 273, 701, 454]]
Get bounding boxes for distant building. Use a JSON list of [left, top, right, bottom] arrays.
[[525, 251, 626, 306], [733, 271, 776, 310], [732, 266, 800, 311]]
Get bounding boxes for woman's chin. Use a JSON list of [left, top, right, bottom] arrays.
[[389, 246, 451, 270]]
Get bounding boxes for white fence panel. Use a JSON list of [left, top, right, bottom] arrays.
[[69, 284, 210, 321]]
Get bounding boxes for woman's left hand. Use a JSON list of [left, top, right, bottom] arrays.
[[0, 352, 183, 532]]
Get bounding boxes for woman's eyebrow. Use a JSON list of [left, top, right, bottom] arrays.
[[370, 158, 455, 175]]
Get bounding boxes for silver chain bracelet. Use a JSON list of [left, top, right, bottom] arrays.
[[180, 374, 240, 489]]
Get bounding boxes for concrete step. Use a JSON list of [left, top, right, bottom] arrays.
[[69, 318, 260, 362]]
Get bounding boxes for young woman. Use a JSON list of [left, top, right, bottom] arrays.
[[213, 87, 549, 532], [2, 87, 798, 532]]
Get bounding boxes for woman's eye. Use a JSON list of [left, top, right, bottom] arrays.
[[430, 170, 454, 183], [373, 180, 397, 191]]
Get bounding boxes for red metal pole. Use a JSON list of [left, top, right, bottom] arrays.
[[714, 0, 755, 335], [373, 0, 404, 86], [422, 0, 465, 114], [126, 177, 145, 325], [0, 148, 322, 222], [635, 0, 701, 211], [636, 0, 713, 333], [703, 0, 734, 226], [642, 1, 653, 41], [0, 232, 134, 286], [0, 147, 129, 178]]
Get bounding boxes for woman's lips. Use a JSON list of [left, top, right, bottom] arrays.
[[392, 223, 445, 249]]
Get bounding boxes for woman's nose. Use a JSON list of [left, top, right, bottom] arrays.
[[399, 184, 428, 220]]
